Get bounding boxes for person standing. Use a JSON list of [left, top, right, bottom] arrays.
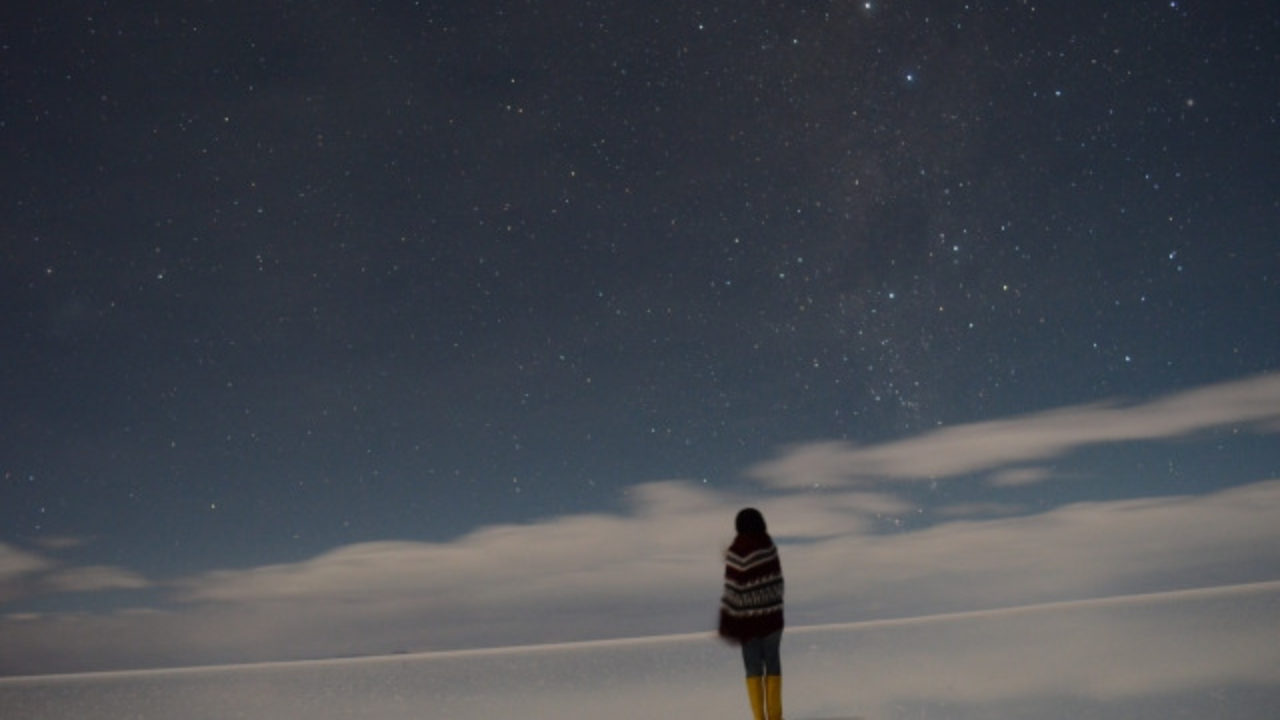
[[718, 507, 784, 720]]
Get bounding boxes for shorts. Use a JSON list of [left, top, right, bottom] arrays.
[[740, 630, 782, 677]]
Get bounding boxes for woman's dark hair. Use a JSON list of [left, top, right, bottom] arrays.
[[735, 507, 767, 535]]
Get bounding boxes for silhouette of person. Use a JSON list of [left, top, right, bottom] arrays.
[[718, 507, 784, 720]]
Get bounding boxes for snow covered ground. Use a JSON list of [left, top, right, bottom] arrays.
[[3, 581, 1277, 720]]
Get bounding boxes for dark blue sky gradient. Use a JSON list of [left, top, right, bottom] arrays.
[[3, 0, 1277, 594]]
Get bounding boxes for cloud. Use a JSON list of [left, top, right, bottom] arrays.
[[747, 371, 1280, 488], [40, 566, 150, 594], [0, 544, 51, 581], [3, 476, 1279, 676], [784, 479, 1280, 622], [0, 543, 150, 604], [29, 536, 89, 551], [174, 480, 730, 608], [0, 544, 55, 604], [2, 375, 1278, 676], [986, 466, 1052, 487], [934, 501, 1025, 518]]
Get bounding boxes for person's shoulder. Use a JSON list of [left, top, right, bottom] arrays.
[[729, 533, 775, 554]]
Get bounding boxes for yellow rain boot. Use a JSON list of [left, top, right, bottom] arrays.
[[765, 674, 782, 720], [745, 675, 766, 720]]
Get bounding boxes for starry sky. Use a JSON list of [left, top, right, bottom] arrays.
[[1, 0, 1278, 675]]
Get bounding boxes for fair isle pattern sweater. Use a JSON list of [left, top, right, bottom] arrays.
[[718, 532, 784, 641]]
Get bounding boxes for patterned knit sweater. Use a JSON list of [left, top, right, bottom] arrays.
[[718, 532, 784, 642]]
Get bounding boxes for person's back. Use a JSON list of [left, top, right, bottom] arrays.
[[718, 507, 784, 720]]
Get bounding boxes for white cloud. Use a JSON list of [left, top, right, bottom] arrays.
[[175, 480, 730, 610], [934, 501, 1026, 518], [784, 479, 1280, 622], [748, 372, 1280, 488], [0, 543, 149, 605], [0, 544, 54, 604], [40, 566, 150, 594], [30, 536, 89, 551], [4, 477, 1279, 676], [2, 375, 1278, 677], [0, 544, 51, 581], [986, 465, 1052, 487]]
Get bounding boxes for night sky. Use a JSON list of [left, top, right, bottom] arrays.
[[2, 1, 1278, 675]]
